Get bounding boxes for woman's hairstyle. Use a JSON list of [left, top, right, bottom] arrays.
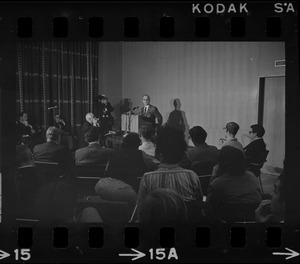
[[122, 133, 141, 149], [218, 146, 245, 175], [139, 126, 154, 140], [155, 126, 187, 163], [138, 188, 188, 224]]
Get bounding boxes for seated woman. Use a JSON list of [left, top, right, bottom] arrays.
[[132, 126, 203, 223], [207, 146, 262, 221]]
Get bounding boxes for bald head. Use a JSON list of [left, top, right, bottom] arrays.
[[86, 113, 95, 124], [46, 126, 61, 143]]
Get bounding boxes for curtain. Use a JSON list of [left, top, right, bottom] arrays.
[[16, 41, 98, 137]]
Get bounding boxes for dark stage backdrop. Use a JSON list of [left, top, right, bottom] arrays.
[[16, 41, 98, 137]]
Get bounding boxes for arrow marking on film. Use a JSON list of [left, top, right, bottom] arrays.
[[273, 247, 300, 260], [0, 250, 10, 261], [119, 248, 146, 261]]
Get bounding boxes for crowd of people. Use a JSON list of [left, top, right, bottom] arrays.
[[15, 94, 285, 225]]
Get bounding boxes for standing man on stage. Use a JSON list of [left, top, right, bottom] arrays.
[[139, 94, 162, 131]]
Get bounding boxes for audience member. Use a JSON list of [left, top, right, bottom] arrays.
[[138, 126, 156, 157], [75, 127, 113, 165], [16, 112, 36, 145], [133, 126, 203, 222], [76, 207, 103, 223], [94, 133, 147, 211], [138, 188, 188, 224], [244, 124, 267, 165], [207, 146, 262, 215], [94, 94, 114, 136], [78, 113, 100, 148], [222, 122, 244, 152], [54, 114, 74, 150], [16, 140, 35, 169], [255, 173, 285, 223], [33, 126, 74, 174], [187, 126, 219, 163]]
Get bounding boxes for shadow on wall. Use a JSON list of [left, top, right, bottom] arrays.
[[165, 98, 190, 140], [114, 98, 133, 131]]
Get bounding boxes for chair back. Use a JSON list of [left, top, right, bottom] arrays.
[[76, 196, 130, 223], [197, 175, 212, 196], [34, 161, 61, 185], [249, 150, 269, 176], [75, 164, 107, 177], [191, 161, 216, 176], [75, 164, 107, 197], [212, 202, 259, 223]]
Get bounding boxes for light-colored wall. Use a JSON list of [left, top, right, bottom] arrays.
[[98, 42, 285, 149]]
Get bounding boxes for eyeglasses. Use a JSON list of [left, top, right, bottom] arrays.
[[249, 131, 253, 134]]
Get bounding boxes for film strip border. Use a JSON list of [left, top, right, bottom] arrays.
[[16, 16, 285, 39], [0, 1, 299, 262], [0, 224, 298, 262], [0, 2, 297, 41]]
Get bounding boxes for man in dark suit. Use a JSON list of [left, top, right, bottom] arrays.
[[244, 124, 267, 165], [75, 127, 113, 165], [187, 126, 219, 163], [139, 94, 162, 130], [16, 112, 36, 145], [33, 126, 74, 174]]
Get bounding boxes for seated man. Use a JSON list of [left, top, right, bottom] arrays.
[[244, 124, 267, 165], [187, 126, 219, 163], [255, 173, 285, 223], [222, 122, 244, 152], [75, 127, 113, 165], [33, 126, 74, 174], [16, 112, 36, 146], [54, 114, 74, 150], [78, 113, 100, 148]]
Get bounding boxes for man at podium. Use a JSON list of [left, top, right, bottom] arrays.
[[139, 94, 163, 131]]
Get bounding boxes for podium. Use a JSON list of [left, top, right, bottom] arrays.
[[121, 114, 139, 133]]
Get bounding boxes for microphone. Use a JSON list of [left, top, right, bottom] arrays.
[[48, 106, 58, 110]]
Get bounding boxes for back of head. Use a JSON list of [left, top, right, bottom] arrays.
[[218, 146, 245, 175], [139, 188, 188, 224], [225, 122, 239, 136], [85, 113, 94, 122], [46, 126, 60, 142], [189, 126, 207, 144], [250, 124, 265, 137], [84, 127, 100, 143], [122, 133, 141, 149], [140, 126, 154, 140], [156, 126, 187, 164]]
